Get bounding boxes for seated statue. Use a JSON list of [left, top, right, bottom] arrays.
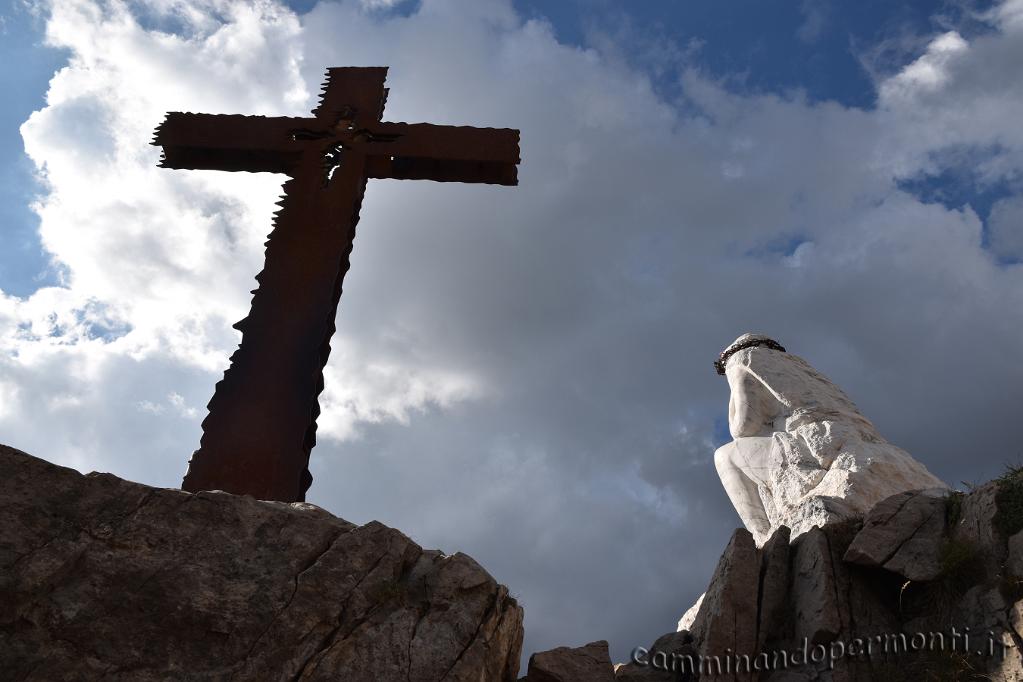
[[713, 333, 947, 545]]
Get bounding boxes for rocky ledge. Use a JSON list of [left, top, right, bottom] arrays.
[[531, 474, 1023, 681], [0, 444, 523, 681]]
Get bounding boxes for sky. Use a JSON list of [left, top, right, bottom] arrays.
[[2, 0, 1023, 668]]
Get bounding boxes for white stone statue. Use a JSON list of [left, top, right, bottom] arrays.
[[713, 333, 947, 545]]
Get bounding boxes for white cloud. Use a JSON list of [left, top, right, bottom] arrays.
[[797, 0, 829, 44], [316, 348, 484, 441], [875, 11, 1023, 183], [989, 0, 1023, 29], [0, 377, 18, 418], [358, 0, 401, 9], [880, 31, 968, 95], [6, 0, 1023, 667]]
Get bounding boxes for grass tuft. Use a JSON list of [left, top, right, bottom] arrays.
[[946, 490, 965, 528], [993, 463, 1023, 538]]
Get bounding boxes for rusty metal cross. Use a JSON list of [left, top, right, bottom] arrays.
[[153, 67, 519, 502]]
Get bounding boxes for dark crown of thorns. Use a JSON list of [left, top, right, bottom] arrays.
[[714, 336, 787, 375]]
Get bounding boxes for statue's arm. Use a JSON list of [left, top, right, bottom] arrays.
[[727, 365, 784, 438]]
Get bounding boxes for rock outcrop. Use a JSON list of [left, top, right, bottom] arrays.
[[0, 444, 523, 681], [615, 476, 1023, 681]]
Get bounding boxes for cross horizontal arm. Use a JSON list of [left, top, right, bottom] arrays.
[[369, 123, 520, 164], [153, 113, 311, 174], [365, 156, 518, 185]]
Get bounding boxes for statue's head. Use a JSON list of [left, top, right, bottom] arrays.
[[713, 332, 877, 438], [714, 333, 786, 375]]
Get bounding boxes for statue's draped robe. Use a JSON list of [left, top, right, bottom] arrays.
[[717, 345, 947, 545]]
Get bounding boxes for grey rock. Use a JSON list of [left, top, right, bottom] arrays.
[[791, 527, 844, 645], [1012, 600, 1023, 640], [765, 672, 818, 682], [524, 640, 615, 682], [952, 479, 1005, 568], [756, 526, 791, 651], [956, 584, 1008, 633], [1008, 530, 1023, 579], [989, 640, 1023, 682], [0, 444, 523, 681], [843, 488, 948, 581], [689, 528, 759, 672], [613, 631, 697, 681]]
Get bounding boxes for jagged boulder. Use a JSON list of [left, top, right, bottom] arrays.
[[520, 640, 616, 681], [0, 444, 523, 681], [843, 488, 948, 581]]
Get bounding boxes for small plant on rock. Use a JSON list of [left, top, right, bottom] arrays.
[[993, 464, 1023, 538]]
